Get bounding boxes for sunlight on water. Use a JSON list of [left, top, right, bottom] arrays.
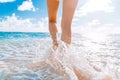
[[0, 31, 120, 80]]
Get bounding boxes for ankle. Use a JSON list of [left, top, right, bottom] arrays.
[[49, 22, 58, 43], [49, 22, 58, 34]]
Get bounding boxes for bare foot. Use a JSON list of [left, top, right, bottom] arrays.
[[61, 33, 71, 45], [53, 40, 58, 51]]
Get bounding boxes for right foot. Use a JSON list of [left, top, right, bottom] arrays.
[[61, 34, 71, 45]]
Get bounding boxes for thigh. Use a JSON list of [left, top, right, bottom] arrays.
[[47, 0, 59, 22]]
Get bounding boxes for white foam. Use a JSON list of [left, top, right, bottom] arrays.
[[0, 32, 120, 80]]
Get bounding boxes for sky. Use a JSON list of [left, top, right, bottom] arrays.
[[0, 0, 120, 32], [0, 0, 49, 19]]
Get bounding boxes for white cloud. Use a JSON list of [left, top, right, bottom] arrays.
[[18, 0, 36, 11], [72, 19, 119, 34], [0, 0, 15, 3], [0, 14, 119, 34], [0, 13, 48, 32], [87, 19, 101, 27], [72, 0, 115, 31], [75, 0, 114, 17], [0, 14, 62, 32]]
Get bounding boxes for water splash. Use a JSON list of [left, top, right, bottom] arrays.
[[0, 33, 120, 80]]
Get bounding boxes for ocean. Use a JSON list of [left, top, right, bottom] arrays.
[[0, 31, 120, 80]]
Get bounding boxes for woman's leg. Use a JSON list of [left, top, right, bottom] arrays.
[[61, 0, 78, 44], [47, 0, 59, 47]]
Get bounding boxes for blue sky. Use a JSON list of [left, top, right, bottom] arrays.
[[0, 0, 120, 32], [0, 0, 51, 19]]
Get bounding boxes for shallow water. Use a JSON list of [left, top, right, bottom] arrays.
[[0, 32, 120, 80]]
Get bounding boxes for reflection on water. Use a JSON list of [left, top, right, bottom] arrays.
[[0, 32, 120, 80]]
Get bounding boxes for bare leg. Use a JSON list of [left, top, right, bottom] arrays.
[[61, 0, 78, 44], [47, 0, 59, 48]]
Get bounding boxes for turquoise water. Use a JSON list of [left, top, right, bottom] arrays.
[[0, 31, 120, 80], [0, 32, 50, 40]]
